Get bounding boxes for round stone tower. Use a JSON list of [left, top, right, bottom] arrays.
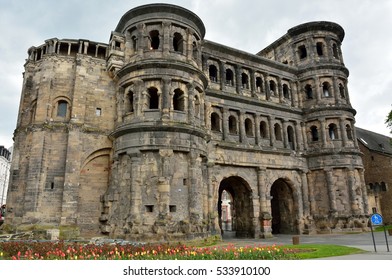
[[100, 4, 210, 240]]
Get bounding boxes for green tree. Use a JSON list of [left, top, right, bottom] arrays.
[[386, 109, 392, 133]]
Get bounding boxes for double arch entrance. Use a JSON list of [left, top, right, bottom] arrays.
[[217, 176, 297, 238]]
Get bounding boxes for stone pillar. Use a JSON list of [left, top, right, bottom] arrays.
[[257, 168, 272, 238], [268, 116, 275, 147], [206, 161, 218, 234], [294, 121, 302, 151], [325, 169, 337, 213], [250, 69, 256, 96], [130, 155, 142, 221], [187, 82, 195, 124], [162, 77, 171, 120], [158, 177, 170, 217], [235, 65, 241, 94], [239, 111, 246, 143], [320, 118, 327, 148], [137, 23, 145, 56], [333, 76, 340, 104], [255, 115, 261, 146], [263, 74, 270, 100], [186, 28, 193, 61], [301, 122, 308, 150], [296, 81, 303, 108], [339, 117, 348, 147], [301, 170, 310, 217], [347, 168, 359, 214], [162, 21, 171, 56], [359, 168, 369, 214], [307, 172, 316, 216], [344, 80, 351, 105], [351, 120, 359, 148], [219, 61, 225, 90], [282, 119, 289, 149], [277, 77, 283, 103], [314, 77, 321, 103], [222, 107, 229, 141]]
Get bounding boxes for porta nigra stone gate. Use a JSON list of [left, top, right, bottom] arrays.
[[6, 4, 370, 241]]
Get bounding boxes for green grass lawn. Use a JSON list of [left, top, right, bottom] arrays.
[[283, 244, 365, 259], [374, 224, 392, 232]]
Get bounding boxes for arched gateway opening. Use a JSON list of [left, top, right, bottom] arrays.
[[218, 176, 254, 238], [270, 179, 297, 234]]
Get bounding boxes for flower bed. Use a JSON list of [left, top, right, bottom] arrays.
[[0, 241, 298, 260]]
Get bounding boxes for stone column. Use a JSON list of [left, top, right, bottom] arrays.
[[282, 119, 289, 149], [239, 111, 246, 143], [130, 155, 142, 221], [219, 61, 225, 90], [320, 118, 327, 148], [255, 115, 261, 146], [162, 77, 171, 120], [301, 170, 310, 217], [301, 122, 308, 150], [187, 82, 195, 124], [325, 169, 337, 213], [333, 76, 340, 104], [206, 160, 218, 234], [339, 117, 348, 147], [263, 73, 270, 100], [308, 172, 316, 216], [235, 65, 241, 94], [314, 77, 321, 103], [359, 168, 369, 214], [295, 121, 303, 151], [250, 69, 256, 96], [137, 23, 145, 56], [277, 77, 283, 103], [134, 79, 143, 117], [162, 21, 171, 56], [222, 107, 229, 141], [351, 120, 359, 148], [344, 80, 351, 105], [347, 168, 359, 214], [296, 81, 303, 108], [268, 116, 275, 147], [257, 168, 272, 238]]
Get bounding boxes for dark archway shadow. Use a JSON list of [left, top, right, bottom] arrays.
[[218, 176, 254, 238], [270, 178, 298, 234]]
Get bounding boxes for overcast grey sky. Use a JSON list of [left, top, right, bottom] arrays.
[[1, 0, 391, 148]]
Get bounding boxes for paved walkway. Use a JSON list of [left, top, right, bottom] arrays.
[[222, 231, 392, 259]]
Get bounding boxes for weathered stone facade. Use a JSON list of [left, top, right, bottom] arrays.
[[6, 4, 369, 240]]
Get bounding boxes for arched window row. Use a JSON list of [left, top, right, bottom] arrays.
[[51, 98, 71, 121], [124, 24, 201, 60], [209, 110, 301, 150], [28, 39, 108, 62], [302, 78, 348, 101], [308, 121, 354, 143], [295, 39, 342, 62], [206, 60, 294, 102], [122, 83, 204, 119]]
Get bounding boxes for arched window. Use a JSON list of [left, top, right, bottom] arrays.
[[126, 90, 134, 113], [57, 100, 68, 117], [305, 84, 313, 99], [311, 126, 319, 141], [173, 89, 185, 111], [245, 118, 253, 137], [225, 69, 234, 86], [256, 77, 263, 92], [346, 124, 353, 140], [148, 87, 159, 109], [316, 42, 324, 56], [149, 30, 160, 50], [260, 121, 268, 138], [298, 45, 307, 59], [323, 82, 330, 97], [332, 43, 339, 59], [211, 112, 220, 132], [241, 73, 249, 89], [283, 84, 290, 99], [339, 83, 346, 98], [287, 126, 295, 150], [269, 80, 276, 95], [274, 123, 282, 141], [173, 32, 184, 53], [228, 115, 237, 134], [328, 123, 338, 140], [209, 65, 218, 82]]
